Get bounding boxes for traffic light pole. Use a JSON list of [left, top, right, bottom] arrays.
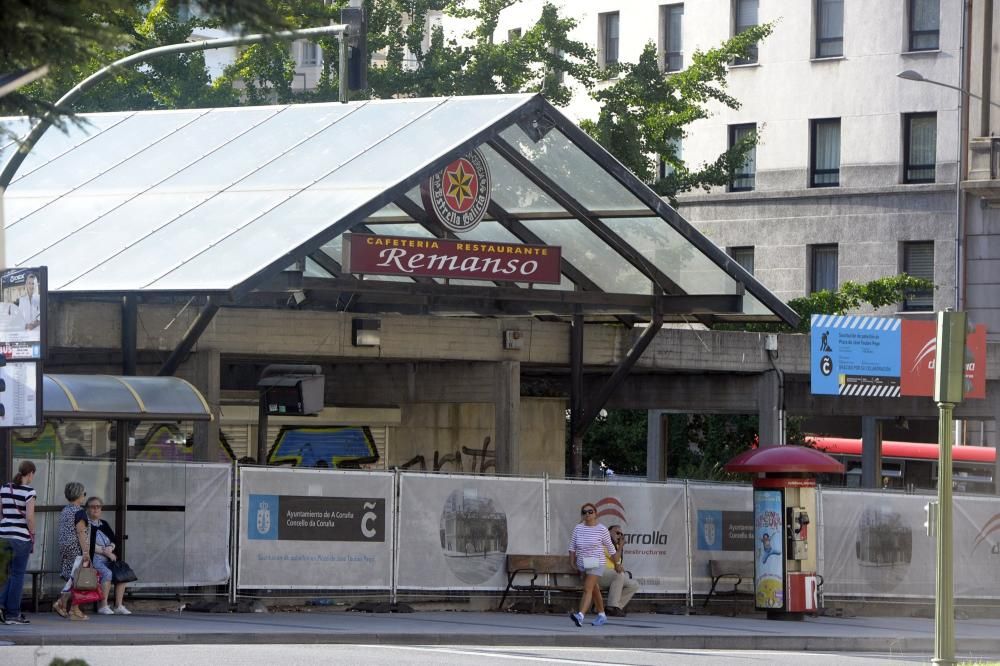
[[932, 310, 966, 666]]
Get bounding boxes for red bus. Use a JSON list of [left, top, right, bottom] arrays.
[[809, 437, 996, 493]]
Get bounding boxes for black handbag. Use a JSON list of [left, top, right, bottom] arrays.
[[108, 560, 138, 583]]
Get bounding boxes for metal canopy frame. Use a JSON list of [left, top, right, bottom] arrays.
[[232, 96, 798, 328]]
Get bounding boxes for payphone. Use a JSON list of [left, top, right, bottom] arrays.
[[725, 445, 843, 619]]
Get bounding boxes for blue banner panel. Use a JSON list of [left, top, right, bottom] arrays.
[[810, 315, 902, 396]]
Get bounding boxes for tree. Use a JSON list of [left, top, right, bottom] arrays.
[[721, 274, 936, 334], [580, 25, 773, 204], [0, 0, 289, 121]]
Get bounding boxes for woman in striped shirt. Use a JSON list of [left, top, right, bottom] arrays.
[[567, 502, 615, 627], [1, 460, 37, 625]]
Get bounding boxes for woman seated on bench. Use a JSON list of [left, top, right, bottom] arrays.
[[600, 525, 640, 616]]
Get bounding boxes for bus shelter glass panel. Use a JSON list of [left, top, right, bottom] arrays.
[[498, 125, 650, 214], [522, 218, 650, 294], [14, 421, 118, 592]]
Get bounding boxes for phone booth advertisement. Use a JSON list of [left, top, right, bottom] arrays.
[[754, 489, 785, 609]]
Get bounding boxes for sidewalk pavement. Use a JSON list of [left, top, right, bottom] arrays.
[[2, 609, 1000, 656]]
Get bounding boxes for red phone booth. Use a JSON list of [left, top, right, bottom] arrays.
[[724, 446, 844, 619]]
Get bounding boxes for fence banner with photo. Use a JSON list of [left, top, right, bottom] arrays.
[[128, 462, 232, 587], [954, 494, 1000, 598], [547, 480, 688, 594], [396, 473, 544, 590], [238, 468, 393, 590], [820, 490, 934, 598], [685, 482, 753, 594]]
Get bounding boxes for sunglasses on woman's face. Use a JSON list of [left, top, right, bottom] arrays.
[[581, 509, 595, 515]]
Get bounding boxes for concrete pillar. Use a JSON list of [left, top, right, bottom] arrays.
[[191, 349, 221, 462], [494, 360, 520, 474], [646, 409, 668, 482], [757, 370, 782, 447], [861, 416, 882, 489]]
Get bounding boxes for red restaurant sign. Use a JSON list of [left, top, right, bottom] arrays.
[[342, 233, 562, 284]]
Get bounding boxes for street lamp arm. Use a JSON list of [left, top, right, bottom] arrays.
[[897, 70, 1000, 108], [0, 25, 348, 191]]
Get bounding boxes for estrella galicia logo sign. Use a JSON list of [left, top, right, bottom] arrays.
[[422, 149, 492, 233], [248, 494, 385, 542], [249, 494, 279, 540]]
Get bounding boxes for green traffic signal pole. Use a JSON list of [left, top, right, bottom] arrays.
[[0, 24, 349, 191], [932, 310, 967, 666]]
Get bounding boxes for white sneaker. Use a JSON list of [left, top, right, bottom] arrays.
[[113, 606, 131, 615], [97, 606, 115, 615]]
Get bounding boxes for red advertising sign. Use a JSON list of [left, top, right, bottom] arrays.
[[900, 320, 986, 399], [342, 233, 562, 284]]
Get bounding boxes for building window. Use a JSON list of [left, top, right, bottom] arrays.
[[658, 137, 682, 180], [601, 12, 620, 66], [810, 118, 841, 187], [298, 40, 320, 67], [733, 0, 759, 65], [507, 28, 522, 42], [810, 244, 839, 293], [815, 0, 843, 58], [904, 113, 936, 183], [730, 247, 755, 275], [728, 123, 756, 191], [662, 4, 684, 72], [902, 242, 934, 310], [909, 0, 939, 51]]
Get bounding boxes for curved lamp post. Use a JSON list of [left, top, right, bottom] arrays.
[[898, 69, 1000, 108], [0, 24, 349, 191]]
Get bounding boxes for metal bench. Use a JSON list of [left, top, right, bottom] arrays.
[[499, 554, 583, 610], [704, 559, 755, 608], [26, 568, 62, 612]]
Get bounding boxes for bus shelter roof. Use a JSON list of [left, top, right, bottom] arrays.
[[43, 374, 212, 421], [2, 94, 798, 326]]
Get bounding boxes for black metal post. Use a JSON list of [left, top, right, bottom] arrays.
[[114, 418, 128, 559], [256, 389, 269, 465], [122, 295, 137, 376], [569, 312, 584, 477]]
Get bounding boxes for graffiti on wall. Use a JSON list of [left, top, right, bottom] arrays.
[[398, 436, 496, 474], [267, 426, 380, 468]]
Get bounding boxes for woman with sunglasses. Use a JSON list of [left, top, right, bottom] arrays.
[[567, 502, 615, 627]]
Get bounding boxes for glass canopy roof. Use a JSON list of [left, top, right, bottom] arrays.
[[2, 94, 796, 325], [44, 374, 212, 421]]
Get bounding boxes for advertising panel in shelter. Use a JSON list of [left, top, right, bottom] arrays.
[[754, 488, 785, 609], [0, 266, 45, 361], [547, 480, 688, 594], [238, 468, 393, 589]]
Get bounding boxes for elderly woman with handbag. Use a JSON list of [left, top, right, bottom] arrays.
[[52, 481, 92, 620], [80, 496, 135, 615]]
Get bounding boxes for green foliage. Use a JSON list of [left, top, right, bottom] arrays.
[[723, 274, 936, 333], [50, 659, 91, 666], [582, 409, 648, 475], [580, 24, 774, 204]]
